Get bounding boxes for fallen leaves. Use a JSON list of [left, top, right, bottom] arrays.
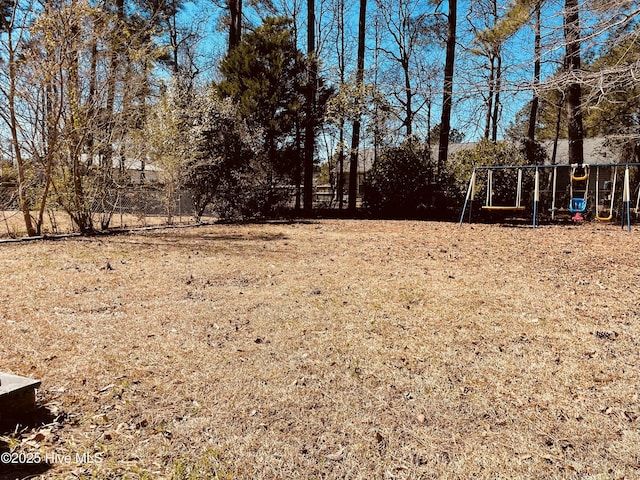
[[1, 221, 640, 479]]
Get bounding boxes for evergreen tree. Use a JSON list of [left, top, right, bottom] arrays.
[[217, 17, 307, 178]]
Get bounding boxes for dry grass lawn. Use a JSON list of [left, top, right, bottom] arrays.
[[1, 220, 640, 479], [0, 211, 205, 238]]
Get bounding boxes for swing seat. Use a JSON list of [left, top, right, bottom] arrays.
[[571, 165, 590, 182], [596, 214, 613, 221], [481, 205, 526, 211], [596, 210, 613, 221], [569, 198, 586, 213]]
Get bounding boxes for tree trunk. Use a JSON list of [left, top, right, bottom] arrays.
[[68, 0, 92, 234], [336, 0, 345, 210], [348, 0, 367, 212], [337, 124, 345, 210], [229, 0, 242, 51], [6, 24, 36, 236], [527, 1, 541, 143], [484, 54, 495, 140], [437, 0, 457, 178], [403, 59, 413, 137], [491, 51, 502, 142], [551, 95, 564, 165], [564, 0, 584, 165], [303, 0, 316, 214], [526, 1, 541, 164], [36, 78, 59, 235], [348, 120, 362, 212], [101, 0, 125, 182], [295, 123, 302, 211], [426, 83, 432, 148]]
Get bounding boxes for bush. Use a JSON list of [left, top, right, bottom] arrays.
[[363, 144, 433, 217], [209, 157, 291, 221], [438, 138, 540, 212], [184, 90, 280, 221]]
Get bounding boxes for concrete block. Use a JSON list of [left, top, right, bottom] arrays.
[[0, 373, 41, 422]]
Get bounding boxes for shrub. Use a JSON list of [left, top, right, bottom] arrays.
[[363, 143, 433, 217], [438, 138, 541, 212]]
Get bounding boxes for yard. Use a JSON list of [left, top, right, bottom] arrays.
[[1, 220, 639, 479]]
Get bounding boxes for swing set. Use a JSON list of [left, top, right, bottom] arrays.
[[459, 162, 640, 231]]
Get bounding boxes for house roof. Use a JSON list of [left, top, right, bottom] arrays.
[[332, 137, 631, 175], [332, 149, 376, 175], [446, 138, 619, 165], [541, 137, 613, 165]]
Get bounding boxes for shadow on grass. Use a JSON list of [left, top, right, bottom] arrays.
[[106, 227, 292, 250], [0, 406, 57, 480]]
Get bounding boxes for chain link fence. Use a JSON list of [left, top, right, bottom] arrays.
[[0, 183, 209, 239]]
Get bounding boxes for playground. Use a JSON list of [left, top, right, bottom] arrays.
[[460, 162, 640, 229], [1, 220, 640, 478]]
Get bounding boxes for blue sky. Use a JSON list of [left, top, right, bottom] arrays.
[[174, 0, 609, 144]]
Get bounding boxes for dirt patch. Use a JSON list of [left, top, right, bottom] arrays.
[[1, 220, 639, 478]]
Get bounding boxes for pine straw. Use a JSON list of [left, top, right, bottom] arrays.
[[1, 220, 640, 479]]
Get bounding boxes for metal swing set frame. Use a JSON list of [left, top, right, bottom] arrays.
[[459, 162, 640, 231]]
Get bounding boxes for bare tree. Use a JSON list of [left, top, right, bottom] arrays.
[[0, 0, 37, 235], [16, 0, 164, 234], [161, 0, 206, 93], [468, 0, 504, 142], [437, 0, 456, 178], [563, 0, 584, 165], [375, 0, 437, 138], [347, 0, 366, 212], [524, 0, 541, 163]]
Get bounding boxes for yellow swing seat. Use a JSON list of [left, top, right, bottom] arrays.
[[595, 166, 617, 222], [481, 205, 526, 211], [571, 165, 590, 182]]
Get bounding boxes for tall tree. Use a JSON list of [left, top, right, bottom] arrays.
[[469, 0, 504, 142], [437, 0, 456, 178], [1, 0, 36, 235], [583, 35, 640, 136], [217, 17, 308, 211], [22, 0, 164, 234], [303, 0, 316, 213], [511, 30, 640, 141], [476, 0, 546, 158], [347, 0, 366, 212], [332, 0, 346, 209], [375, 0, 438, 138], [158, 0, 203, 92], [563, 0, 584, 165], [485, 0, 585, 163], [525, 0, 541, 163]]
